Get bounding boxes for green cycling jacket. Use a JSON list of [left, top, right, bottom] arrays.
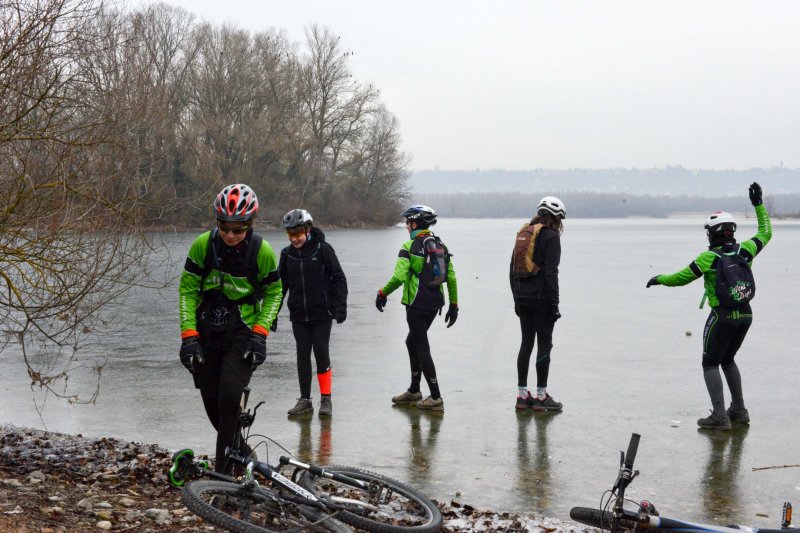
[[657, 204, 772, 308], [179, 231, 282, 336], [381, 231, 458, 308]]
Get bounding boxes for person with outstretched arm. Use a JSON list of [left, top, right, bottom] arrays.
[[646, 182, 771, 430]]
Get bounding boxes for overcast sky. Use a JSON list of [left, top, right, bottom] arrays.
[[143, 0, 799, 171]]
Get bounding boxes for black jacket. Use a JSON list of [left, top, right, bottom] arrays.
[[509, 226, 561, 306], [279, 227, 348, 322]]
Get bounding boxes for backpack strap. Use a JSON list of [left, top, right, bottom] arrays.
[[242, 233, 263, 306], [198, 228, 221, 294]]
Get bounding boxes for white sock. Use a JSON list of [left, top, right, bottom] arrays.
[[517, 387, 528, 398], [536, 387, 547, 400]]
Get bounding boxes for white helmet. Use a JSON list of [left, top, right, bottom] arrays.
[[705, 211, 736, 239], [537, 196, 566, 219]]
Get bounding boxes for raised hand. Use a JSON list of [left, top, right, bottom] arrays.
[[748, 182, 762, 206]]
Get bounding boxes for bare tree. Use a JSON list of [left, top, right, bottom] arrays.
[[0, 0, 170, 404], [346, 106, 410, 222]]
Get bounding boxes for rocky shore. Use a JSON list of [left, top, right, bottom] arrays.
[[0, 425, 591, 532]]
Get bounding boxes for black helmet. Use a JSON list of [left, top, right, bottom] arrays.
[[401, 204, 437, 227], [282, 209, 313, 229]]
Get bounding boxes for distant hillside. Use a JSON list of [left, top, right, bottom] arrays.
[[409, 167, 800, 196], [413, 191, 800, 219]]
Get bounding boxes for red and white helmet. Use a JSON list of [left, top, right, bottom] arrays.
[[214, 184, 259, 222]]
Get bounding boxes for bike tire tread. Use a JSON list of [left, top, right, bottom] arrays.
[[300, 465, 442, 533], [182, 479, 351, 533]]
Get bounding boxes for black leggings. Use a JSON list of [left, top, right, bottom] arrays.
[[516, 304, 555, 388], [197, 323, 253, 473], [405, 307, 441, 399], [291, 320, 332, 398], [702, 308, 751, 369]]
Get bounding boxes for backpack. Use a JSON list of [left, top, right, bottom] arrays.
[[511, 223, 544, 276], [198, 229, 264, 306], [416, 234, 449, 289], [712, 245, 755, 307]]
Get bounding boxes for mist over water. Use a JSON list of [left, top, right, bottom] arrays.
[[2, 218, 798, 527]]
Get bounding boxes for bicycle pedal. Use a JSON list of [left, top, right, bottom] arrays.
[[168, 449, 208, 487]]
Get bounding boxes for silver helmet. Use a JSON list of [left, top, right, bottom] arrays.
[[282, 208, 313, 229]]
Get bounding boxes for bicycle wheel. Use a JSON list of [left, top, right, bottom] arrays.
[[299, 465, 442, 533], [569, 507, 638, 531], [182, 479, 352, 533]]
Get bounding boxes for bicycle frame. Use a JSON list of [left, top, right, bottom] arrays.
[[230, 452, 380, 513]]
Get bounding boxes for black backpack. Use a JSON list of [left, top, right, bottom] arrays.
[[712, 245, 755, 307], [416, 235, 449, 289]]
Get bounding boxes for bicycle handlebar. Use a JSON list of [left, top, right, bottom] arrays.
[[624, 433, 640, 470]]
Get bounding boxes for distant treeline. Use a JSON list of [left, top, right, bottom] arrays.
[[414, 192, 800, 218], [410, 167, 800, 197]]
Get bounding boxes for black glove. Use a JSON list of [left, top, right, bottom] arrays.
[[269, 316, 278, 332], [244, 331, 267, 370], [549, 304, 561, 322], [444, 304, 458, 328], [646, 276, 661, 288], [375, 290, 387, 312], [334, 310, 346, 324], [749, 182, 762, 206], [179, 335, 204, 373]]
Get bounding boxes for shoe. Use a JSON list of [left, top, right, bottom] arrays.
[[697, 410, 731, 431], [287, 398, 313, 416], [726, 406, 750, 424], [392, 390, 423, 405], [319, 395, 332, 416], [531, 393, 563, 412], [515, 392, 534, 410], [415, 396, 444, 411]]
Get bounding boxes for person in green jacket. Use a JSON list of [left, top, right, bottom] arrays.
[[647, 182, 771, 430], [376, 205, 458, 412], [178, 184, 282, 472]]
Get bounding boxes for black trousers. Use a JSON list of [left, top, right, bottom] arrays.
[[702, 307, 752, 368], [516, 303, 555, 389], [291, 319, 332, 399], [196, 322, 253, 473], [405, 307, 441, 399]]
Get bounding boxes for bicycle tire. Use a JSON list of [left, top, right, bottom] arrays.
[[569, 507, 638, 531], [182, 479, 352, 533], [299, 465, 442, 533]]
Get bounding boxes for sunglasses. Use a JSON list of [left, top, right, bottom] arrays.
[[286, 228, 306, 238], [218, 222, 250, 235]]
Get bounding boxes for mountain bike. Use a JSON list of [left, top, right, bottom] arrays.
[[168, 388, 443, 533], [569, 433, 797, 533]]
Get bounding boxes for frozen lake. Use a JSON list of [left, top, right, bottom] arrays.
[[2, 217, 798, 528]]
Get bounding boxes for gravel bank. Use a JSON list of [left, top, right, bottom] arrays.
[[0, 425, 594, 532]]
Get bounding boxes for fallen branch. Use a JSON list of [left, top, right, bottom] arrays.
[[752, 464, 800, 471]]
